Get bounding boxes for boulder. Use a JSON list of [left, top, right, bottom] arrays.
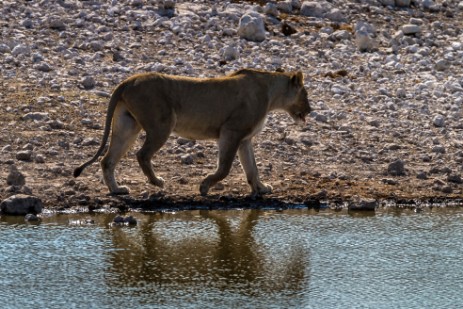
[[1, 194, 43, 215], [300, 2, 325, 18], [237, 12, 266, 42]]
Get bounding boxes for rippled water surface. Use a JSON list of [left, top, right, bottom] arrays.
[[1, 208, 463, 309]]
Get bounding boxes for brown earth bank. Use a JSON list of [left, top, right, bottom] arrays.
[[2, 0, 463, 213]]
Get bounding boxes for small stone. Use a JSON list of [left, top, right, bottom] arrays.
[[416, 171, 428, 180], [402, 24, 420, 35], [82, 137, 99, 146], [222, 45, 239, 61], [447, 174, 462, 184], [441, 185, 453, 194], [432, 145, 446, 154], [24, 213, 40, 222], [11, 44, 31, 56], [48, 120, 65, 130], [23, 112, 49, 121], [177, 137, 195, 146], [382, 178, 399, 185], [432, 114, 445, 127], [81, 76, 96, 90], [181, 154, 194, 165], [387, 159, 406, 176], [48, 16, 66, 31], [34, 154, 46, 163], [22, 19, 33, 29], [435, 59, 449, 71], [33, 62, 52, 72], [7, 165, 26, 186], [314, 113, 328, 123], [16, 150, 33, 162]]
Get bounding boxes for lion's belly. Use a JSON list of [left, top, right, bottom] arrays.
[[173, 121, 221, 140]]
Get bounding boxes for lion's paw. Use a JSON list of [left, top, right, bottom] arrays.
[[251, 183, 272, 197], [152, 177, 165, 188], [111, 186, 130, 195]]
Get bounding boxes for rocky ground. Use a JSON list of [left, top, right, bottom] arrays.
[[2, 0, 463, 213]]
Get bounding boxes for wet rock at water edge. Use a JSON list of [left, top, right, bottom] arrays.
[[24, 213, 40, 222], [348, 198, 378, 211], [1, 194, 43, 215], [110, 215, 137, 227]]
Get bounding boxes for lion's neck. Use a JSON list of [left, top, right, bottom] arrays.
[[267, 75, 290, 111]]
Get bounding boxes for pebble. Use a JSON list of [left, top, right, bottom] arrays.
[[387, 159, 406, 176], [432, 114, 445, 127], [81, 76, 96, 90], [181, 154, 194, 165], [7, 165, 26, 186], [402, 24, 420, 35], [23, 112, 49, 121], [16, 150, 33, 162], [24, 213, 40, 222]]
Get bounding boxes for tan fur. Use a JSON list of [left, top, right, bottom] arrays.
[[74, 69, 311, 196]]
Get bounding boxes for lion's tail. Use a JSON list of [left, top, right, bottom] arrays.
[[73, 83, 127, 178]]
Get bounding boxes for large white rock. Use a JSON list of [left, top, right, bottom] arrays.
[[300, 2, 325, 18], [237, 12, 266, 42]]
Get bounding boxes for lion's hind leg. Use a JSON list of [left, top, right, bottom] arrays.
[[101, 105, 141, 195]]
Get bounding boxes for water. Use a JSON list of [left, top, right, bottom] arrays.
[[1, 208, 463, 309]]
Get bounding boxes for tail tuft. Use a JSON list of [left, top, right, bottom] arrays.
[[73, 167, 83, 178]]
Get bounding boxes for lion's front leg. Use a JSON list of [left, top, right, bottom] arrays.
[[200, 131, 241, 196], [238, 139, 272, 197]]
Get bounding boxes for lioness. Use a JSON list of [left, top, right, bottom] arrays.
[[74, 69, 311, 196]]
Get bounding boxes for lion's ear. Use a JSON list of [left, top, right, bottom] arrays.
[[291, 71, 304, 86]]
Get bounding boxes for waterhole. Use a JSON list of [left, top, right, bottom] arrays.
[[1, 208, 463, 308]]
